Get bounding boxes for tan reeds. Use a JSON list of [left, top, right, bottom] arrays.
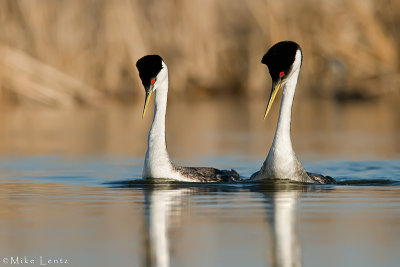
[[0, 0, 399, 106], [0, 45, 103, 106]]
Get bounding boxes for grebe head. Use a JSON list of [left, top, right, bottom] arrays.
[[136, 55, 168, 118], [261, 41, 302, 119]]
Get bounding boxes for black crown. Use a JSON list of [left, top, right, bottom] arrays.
[[136, 55, 163, 89], [262, 41, 301, 81]]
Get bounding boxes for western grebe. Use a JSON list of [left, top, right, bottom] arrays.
[[250, 41, 336, 184], [136, 55, 241, 182]]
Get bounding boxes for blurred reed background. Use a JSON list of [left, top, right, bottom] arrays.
[[0, 0, 399, 107]]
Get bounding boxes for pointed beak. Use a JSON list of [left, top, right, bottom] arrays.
[[264, 80, 283, 119], [142, 85, 154, 118]]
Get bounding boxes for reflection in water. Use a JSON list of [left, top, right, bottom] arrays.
[[144, 187, 187, 267], [141, 183, 311, 267], [264, 190, 301, 267], [1, 163, 399, 267]]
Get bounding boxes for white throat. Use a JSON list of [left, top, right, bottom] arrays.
[[143, 62, 181, 179]]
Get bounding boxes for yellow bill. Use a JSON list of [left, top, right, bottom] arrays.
[[264, 80, 283, 119], [142, 90, 153, 118]]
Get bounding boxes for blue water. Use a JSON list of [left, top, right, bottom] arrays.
[[0, 156, 399, 267], [1, 156, 399, 186]]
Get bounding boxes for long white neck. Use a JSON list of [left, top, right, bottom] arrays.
[[148, 77, 169, 159], [257, 50, 308, 180], [270, 69, 299, 156], [143, 66, 177, 179]]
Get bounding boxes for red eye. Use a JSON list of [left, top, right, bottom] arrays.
[[151, 79, 155, 84], [279, 72, 284, 77]]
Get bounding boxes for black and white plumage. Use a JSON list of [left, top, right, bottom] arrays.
[[136, 55, 241, 182], [250, 41, 336, 184]]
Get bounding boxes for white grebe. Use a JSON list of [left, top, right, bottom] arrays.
[[136, 55, 241, 182], [250, 41, 336, 184]]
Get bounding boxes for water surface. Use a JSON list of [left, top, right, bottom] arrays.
[[0, 98, 399, 266], [0, 156, 399, 267]]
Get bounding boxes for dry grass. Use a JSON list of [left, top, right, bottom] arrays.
[[0, 0, 399, 106]]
